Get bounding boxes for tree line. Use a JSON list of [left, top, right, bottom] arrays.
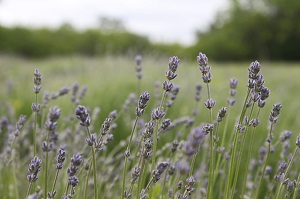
[[0, 0, 299, 61]]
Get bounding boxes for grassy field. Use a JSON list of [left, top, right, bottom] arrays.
[[0, 55, 299, 132], [0, 55, 300, 198]]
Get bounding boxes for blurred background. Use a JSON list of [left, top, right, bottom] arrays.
[[0, 0, 299, 61]]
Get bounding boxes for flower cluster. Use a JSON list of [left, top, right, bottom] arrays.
[[227, 78, 238, 106], [136, 91, 150, 116], [63, 154, 82, 198], [27, 156, 42, 183], [197, 52, 212, 83], [75, 105, 91, 127], [163, 56, 180, 91], [135, 55, 143, 79]]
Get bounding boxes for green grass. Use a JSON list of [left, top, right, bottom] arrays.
[[1, 56, 298, 132], [0, 55, 300, 199]]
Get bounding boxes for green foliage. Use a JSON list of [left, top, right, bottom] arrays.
[[0, 24, 152, 58], [192, 0, 300, 61], [0, 24, 191, 59]]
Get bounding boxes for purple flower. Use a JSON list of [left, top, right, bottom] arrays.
[[75, 105, 90, 127], [27, 156, 42, 183], [168, 56, 180, 73]]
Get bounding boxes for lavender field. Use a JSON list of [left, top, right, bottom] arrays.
[[0, 54, 300, 199]]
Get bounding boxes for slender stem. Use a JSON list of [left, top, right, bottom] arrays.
[[274, 147, 299, 199], [161, 154, 173, 199], [65, 184, 70, 197], [144, 177, 154, 192], [206, 82, 214, 199], [122, 116, 139, 199], [12, 162, 19, 199], [136, 156, 146, 199], [152, 91, 167, 172], [138, 79, 141, 97], [230, 102, 255, 199], [33, 95, 38, 156], [224, 88, 250, 199], [214, 108, 231, 185], [44, 129, 51, 199], [50, 169, 60, 198], [86, 127, 98, 199], [189, 153, 198, 178], [292, 166, 300, 199], [84, 162, 92, 199], [254, 122, 275, 198], [2, 166, 8, 199], [241, 108, 261, 198], [171, 173, 181, 199], [26, 183, 33, 198]]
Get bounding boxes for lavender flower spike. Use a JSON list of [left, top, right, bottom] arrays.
[[168, 56, 180, 73], [75, 105, 91, 127], [152, 162, 169, 183], [197, 52, 208, 66], [27, 156, 42, 183]]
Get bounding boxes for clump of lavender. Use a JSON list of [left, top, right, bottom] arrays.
[[228, 78, 238, 106], [4, 114, 27, 164], [135, 55, 143, 94], [165, 84, 180, 109], [192, 83, 202, 116], [75, 105, 97, 199], [48, 149, 66, 198], [185, 127, 206, 158], [43, 107, 61, 199], [26, 156, 42, 197], [182, 176, 196, 198], [1, 53, 298, 199], [150, 56, 180, 178], [32, 69, 42, 156], [42, 87, 70, 107], [142, 161, 169, 195], [71, 82, 87, 105], [63, 153, 82, 198], [197, 52, 216, 198], [93, 110, 116, 151], [122, 91, 150, 199]]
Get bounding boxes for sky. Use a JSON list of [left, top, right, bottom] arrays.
[[0, 0, 229, 45]]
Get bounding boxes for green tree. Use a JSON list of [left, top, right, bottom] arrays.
[[192, 0, 300, 61]]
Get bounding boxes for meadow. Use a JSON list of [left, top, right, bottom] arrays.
[[0, 54, 300, 199]]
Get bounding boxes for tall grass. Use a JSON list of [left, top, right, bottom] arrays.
[[0, 54, 300, 199]]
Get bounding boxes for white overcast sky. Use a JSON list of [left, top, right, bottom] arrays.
[[0, 0, 229, 45]]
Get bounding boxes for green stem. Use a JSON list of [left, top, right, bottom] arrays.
[[292, 166, 300, 199], [230, 102, 255, 199], [224, 88, 250, 199], [254, 122, 275, 198], [151, 91, 167, 172], [161, 153, 173, 199], [50, 169, 60, 198], [122, 116, 139, 199], [26, 183, 33, 198], [12, 163, 19, 199], [241, 108, 261, 198], [214, 108, 231, 185], [34, 94, 38, 156], [274, 147, 299, 199], [189, 153, 197, 178], [136, 156, 146, 199], [171, 173, 181, 199], [44, 129, 51, 199], [84, 162, 92, 199], [86, 127, 98, 199], [206, 82, 214, 199]]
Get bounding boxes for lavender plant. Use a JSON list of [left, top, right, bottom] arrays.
[[0, 53, 298, 199]]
